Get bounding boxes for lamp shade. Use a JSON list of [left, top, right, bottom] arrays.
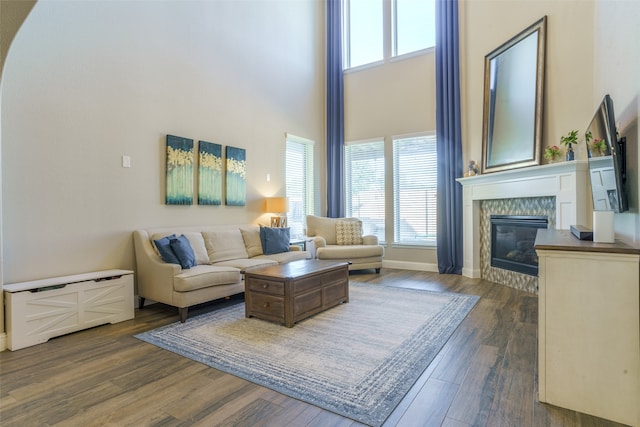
[[265, 197, 289, 213]]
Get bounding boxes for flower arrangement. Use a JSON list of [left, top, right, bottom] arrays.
[[544, 145, 562, 161], [585, 130, 607, 156], [590, 139, 607, 156]]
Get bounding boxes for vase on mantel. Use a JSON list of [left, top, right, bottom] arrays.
[[565, 143, 575, 161]]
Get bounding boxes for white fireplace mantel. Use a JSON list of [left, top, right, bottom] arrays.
[[456, 161, 590, 278]]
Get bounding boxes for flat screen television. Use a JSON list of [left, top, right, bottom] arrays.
[[586, 94, 628, 213]]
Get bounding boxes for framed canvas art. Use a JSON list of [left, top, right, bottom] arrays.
[[165, 135, 194, 205], [198, 140, 223, 205], [225, 146, 246, 206]]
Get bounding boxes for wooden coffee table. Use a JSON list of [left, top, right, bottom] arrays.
[[244, 260, 349, 327]]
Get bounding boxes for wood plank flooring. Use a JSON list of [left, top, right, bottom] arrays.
[[0, 269, 628, 427]]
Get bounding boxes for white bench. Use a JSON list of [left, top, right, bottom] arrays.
[[3, 269, 134, 350]]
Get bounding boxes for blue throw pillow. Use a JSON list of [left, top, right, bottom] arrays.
[[260, 226, 291, 255], [170, 235, 197, 269], [153, 234, 181, 265]]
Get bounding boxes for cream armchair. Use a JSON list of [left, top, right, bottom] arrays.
[[305, 215, 383, 273]]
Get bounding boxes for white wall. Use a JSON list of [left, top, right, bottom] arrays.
[[593, 0, 640, 244], [460, 0, 595, 166], [1, 0, 325, 284], [344, 53, 438, 267], [460, 0, 639, 244]]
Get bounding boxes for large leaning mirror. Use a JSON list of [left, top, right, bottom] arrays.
[[482, 16, 547, 173]]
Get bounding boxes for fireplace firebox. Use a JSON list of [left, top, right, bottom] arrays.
[[490, 215, 548, 276]]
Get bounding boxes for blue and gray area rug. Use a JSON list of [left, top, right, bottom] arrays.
[[136, 283, 479, 426]]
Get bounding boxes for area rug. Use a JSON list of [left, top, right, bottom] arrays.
[[135, 283, 479, 426]]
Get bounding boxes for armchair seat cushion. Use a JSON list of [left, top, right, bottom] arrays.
[[317, 244, 383, 259], [174, 265, 241, 292], [306, 215, 384, 272]]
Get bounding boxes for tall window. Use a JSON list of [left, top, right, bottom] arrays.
[[343, 0, 435, 70], [285, 134, 314, 237], [343, 0, 383, 69], [393, 134, 437, 245], [393, 0, 436, 56], [344, 140, 385, 242]]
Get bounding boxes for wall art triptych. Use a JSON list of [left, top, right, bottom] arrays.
[[165, 134, 246, 206]]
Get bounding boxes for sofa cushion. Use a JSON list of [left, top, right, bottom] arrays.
[[153, 234, 181, 265], [173, 265, 241, 292], [182, 232, 210, 265], [170, 235, 197, 269], [260, 226, 290, 255], [203, 230, 249, 263], [316, 244, 384, 259], [336, 220, 363, 245], [254, 251, 310, 264], [213, 258, 278, 271], [240, 225, 264, 257]]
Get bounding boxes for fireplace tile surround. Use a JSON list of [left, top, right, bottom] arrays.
[[457, 161, 590, 293]]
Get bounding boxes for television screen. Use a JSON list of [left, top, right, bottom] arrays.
[[586, 95, 628, 213]]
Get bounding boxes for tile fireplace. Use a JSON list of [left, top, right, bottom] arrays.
[[457, 161, 591, 293]]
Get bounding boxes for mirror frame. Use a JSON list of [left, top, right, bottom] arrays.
[[481, 16, 547, 174]]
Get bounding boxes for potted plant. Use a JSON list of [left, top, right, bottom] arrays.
[[560, 130, 579, 160], [544, 145, 562, 162]]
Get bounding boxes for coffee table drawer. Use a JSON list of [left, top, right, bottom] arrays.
[[247, 278, 284, 296], [247, 293, 284, 319], [324, 281, 348, 304]]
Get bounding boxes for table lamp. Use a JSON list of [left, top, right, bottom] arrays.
[[265, 197, 289, 227]]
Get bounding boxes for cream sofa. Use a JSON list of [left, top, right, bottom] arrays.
[[133, 224, 309, 322], [305, 215, 384, 273]]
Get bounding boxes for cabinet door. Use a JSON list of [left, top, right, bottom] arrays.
[[538, 250, 639, 426]]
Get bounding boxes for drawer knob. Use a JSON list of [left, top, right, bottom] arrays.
[[262, 284, 268, 289], [263, 302, 270, 308]]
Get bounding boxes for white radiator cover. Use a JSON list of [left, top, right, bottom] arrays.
[[4, 270, 134, 351]]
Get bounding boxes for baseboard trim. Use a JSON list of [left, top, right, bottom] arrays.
[[382, 260, 438, 272], [0, 332, 7, 352], [462, 267, 481, 278]]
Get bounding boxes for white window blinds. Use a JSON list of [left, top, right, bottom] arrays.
[[393, 134, 437, 245], [286, 135, 314, 238], [345, 140, 385, 242]]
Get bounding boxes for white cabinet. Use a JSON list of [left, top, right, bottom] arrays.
[[535, 230, 639, 426], [4, 270, 134, 351]]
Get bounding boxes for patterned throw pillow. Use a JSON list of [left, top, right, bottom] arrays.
[[336, 220, 363, 245]]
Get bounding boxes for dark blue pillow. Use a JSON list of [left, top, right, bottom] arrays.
[[260, 226, 290, 255], [170, 235, 197, 269], [153, 234, 181, 265]]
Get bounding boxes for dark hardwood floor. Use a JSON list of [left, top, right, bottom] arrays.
[[0, 269, 627, 427]]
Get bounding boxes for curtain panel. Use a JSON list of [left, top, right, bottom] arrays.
[[326, 0, 345, 218], [435, 0, 463, 274]]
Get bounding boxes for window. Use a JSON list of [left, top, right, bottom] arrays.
[[343, 0, 384, 69], [343, 0, 435, 70], [285, 135, 314, 238], [344, 140, 385, 242], [393, 134, 437, 245], [393, 0, 436, 56]]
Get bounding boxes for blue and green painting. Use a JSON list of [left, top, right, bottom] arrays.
[[166, 135, 194, 205], [198, 141, 223, 205], [225, 146, 246, 206]]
